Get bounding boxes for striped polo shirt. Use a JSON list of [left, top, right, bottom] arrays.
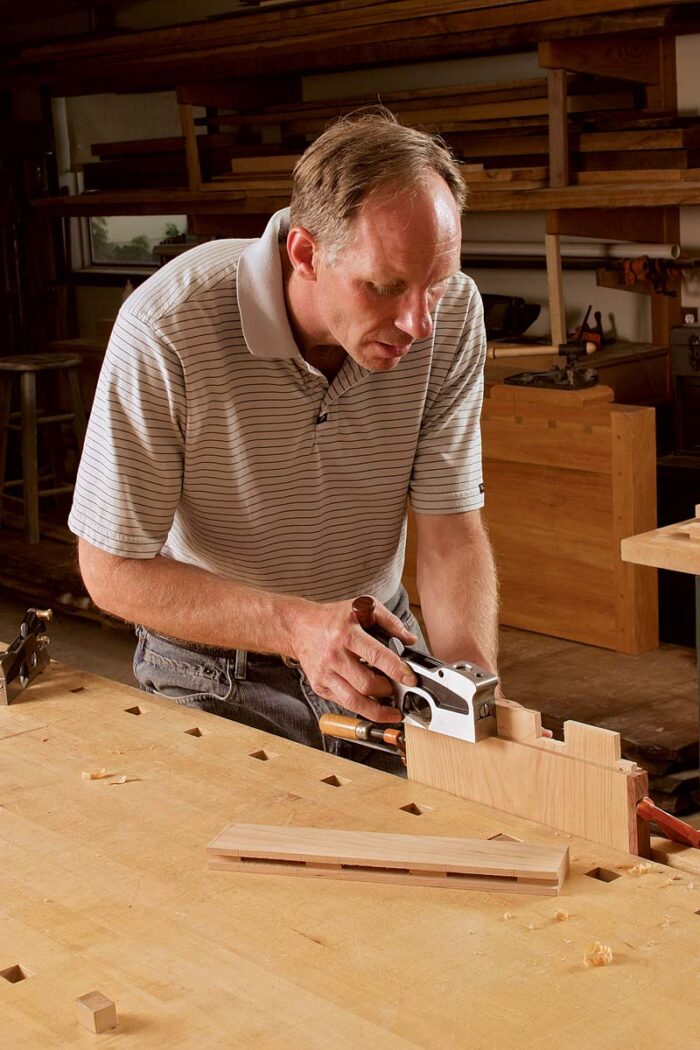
[[69, 208, 486, 604]]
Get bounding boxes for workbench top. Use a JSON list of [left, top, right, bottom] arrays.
[[622, 514, 700, 576], [2, 661, 700, 1048]]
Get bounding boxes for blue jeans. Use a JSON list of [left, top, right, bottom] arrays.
[[133, 586, 426, 776]]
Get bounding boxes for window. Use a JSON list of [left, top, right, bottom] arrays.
[[89, 215, 188, 267]]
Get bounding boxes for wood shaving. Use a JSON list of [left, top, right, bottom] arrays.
[[109, 776, 141, 785], [627, 863, 652, 877], [688, 883, 695, 890], [502, 912, 513, 921], [563, 939, 573, 944], [583, 942, 613, 968], [554, 910, 569, 922], [660, 916, 671, 929], [81, 769, 112, 780]]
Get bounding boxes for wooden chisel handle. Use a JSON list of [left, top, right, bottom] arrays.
[[319, 713, 365, 742], [636, 796, 700, 849], [351, 595, 396, 648], [352, 595, 376, 629]]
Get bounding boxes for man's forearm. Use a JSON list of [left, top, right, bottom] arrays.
[[415, 519, 499, 673], [78, 540, 309, 657]]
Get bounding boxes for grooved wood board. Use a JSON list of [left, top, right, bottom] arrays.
[[207, 823, 569, 893], [406, 713, 649, 855], [2, 659, 700, 1047]]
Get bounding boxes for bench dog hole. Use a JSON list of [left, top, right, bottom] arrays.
[[321, 774, 352, 787], [1, 965, 35, 984], [185, 727, 204, 737], [249, 749, 277, 761], [400, 803, 432, 816], [586, 867, 621, 883], [124, 706, 143, 716]]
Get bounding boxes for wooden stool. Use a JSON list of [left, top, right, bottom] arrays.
[[0, 353, 87, 543]]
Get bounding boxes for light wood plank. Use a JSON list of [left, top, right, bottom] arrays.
[[406, 716, 649, 855], [545, 231, 567, 346], [207, 823, 569, 893], [621, 514, 700, 575]]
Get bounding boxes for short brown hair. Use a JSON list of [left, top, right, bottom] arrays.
[[289, 108, 466, 256]]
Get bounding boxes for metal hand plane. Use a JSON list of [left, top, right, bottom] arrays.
[[319, 596, 497, 758]]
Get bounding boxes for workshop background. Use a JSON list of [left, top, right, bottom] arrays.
[[0, 0, 699, 817]]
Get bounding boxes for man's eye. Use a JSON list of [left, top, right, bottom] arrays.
[[372, 284, 400, 297]]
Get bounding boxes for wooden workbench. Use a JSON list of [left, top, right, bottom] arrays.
[[2, 660, 700, 1048]]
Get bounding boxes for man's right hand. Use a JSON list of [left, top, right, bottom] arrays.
[[291, 597, 418, 722]]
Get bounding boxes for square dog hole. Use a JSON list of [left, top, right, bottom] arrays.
[[321, 774, 352, 787], [488, 833, 522, 842], [249, 749, 276, 762], [586, 867, 621, 883], [400, 802, 432, 816], [124, 706, 143, 716], [185, 727, 204, 737], [1, 964, 34, 984]]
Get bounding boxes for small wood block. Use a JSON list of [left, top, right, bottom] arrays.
[[75, 991, 117, 1034], [677, 522, 700, 542]]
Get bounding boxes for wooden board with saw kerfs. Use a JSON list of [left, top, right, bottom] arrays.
[[406, 702, 650, 856], [207, 823, 570, 894]]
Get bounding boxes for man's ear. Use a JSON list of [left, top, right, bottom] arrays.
[[286, 226, 319, 281]]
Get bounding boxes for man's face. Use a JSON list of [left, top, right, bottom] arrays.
[[307, 174, 462, 371]]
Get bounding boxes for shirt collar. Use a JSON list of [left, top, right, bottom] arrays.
[[236, 207, 302, 361]]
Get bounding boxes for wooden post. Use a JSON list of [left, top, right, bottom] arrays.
[[610, 405, 659, 654], [179, 103, 202, 192], [547, 68, 569, 188], [545, 225, 567, 347], [545, 67, 569, 348]]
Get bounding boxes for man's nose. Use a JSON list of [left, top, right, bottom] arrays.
[[395, 296, 433, 341]]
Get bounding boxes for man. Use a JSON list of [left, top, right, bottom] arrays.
[[70, 110, 499, 771]]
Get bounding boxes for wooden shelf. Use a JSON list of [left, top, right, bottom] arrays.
[[32, 179, 700, 217], [8, 0, 698, 93]]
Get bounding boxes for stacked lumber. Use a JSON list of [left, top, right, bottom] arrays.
[[183, 74, 652, 198], [81, 136, 299, 193], [11, 0, 698, 93]]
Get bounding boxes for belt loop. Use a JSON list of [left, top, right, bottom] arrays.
[[234, 649, 248, 681]]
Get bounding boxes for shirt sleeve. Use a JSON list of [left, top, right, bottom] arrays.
[[68, 306, 187, 558], [409, 278, 486, 515]]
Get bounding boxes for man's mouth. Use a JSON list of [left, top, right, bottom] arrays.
[[373, 340, 412, 357]]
